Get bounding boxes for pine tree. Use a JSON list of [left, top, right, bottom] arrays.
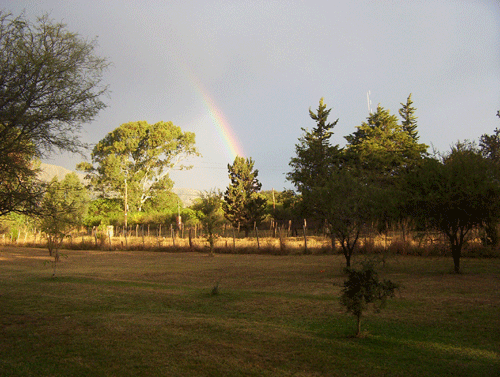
[[345, 104, 427, 178], [287, 98, 341, 193], [399, 94, 419, 141], [223, 157, 267, 237]]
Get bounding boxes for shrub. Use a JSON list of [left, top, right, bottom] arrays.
[[340, 261, 399, 337]]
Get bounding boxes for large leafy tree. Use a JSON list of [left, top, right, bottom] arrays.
[[223, 156, 267, 236], [0, 12, 109, 216], [406, 142, 500, 273], [78, 121, 199, 212]]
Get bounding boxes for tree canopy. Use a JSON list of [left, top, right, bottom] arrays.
[[0, 11, 109, 216], [406, 142, 500, 272], [223, 156, 267, 236], [38, 173, 89, 266], [78, 120, 199, 212], [344, 102, 428, 179], [288, 98, 341, 194]]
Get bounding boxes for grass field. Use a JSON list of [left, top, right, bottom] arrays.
[[0, 246, 499, 376]]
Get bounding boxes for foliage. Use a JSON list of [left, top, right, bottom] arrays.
[[223, 156, 267, 236], [340, 261, 399, 337], [311, 169, 378, 267], [398, 94, 419, 141], [0, 11, 109, 216], [37, 173, 89, 276], [78, 120, 199, 212], [271, 189, 304, 222], [287, 98, 342, 196], [479, 121, 500, 245], [406, 142, 500, 272], [83, 198, 123, 228], [344, 98, 428, 234], [192, 190, 224, 254], [344, 102, 428, 180], [479, 108, 500, 164]]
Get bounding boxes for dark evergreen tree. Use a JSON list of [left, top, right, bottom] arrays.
[[287, 98, 341, 193], [223, 157, 267, 237]]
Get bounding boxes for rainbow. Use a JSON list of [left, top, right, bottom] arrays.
[[186, 73, 245, 162]]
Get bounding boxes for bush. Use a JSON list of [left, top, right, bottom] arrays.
[[340, 261, 399, 337]]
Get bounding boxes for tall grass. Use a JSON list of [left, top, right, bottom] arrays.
[[4, 228, 499, 259]]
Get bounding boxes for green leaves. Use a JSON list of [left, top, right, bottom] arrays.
[[223, 157, 267, 234], [406, 142, 500, 272], [344, 103, 428, 177], [288, 98, 340, 192], [78, 120, 199, 212], [38, 173, 89, 250], [340, 261, 399, 336], [0, 11, 109, 216]]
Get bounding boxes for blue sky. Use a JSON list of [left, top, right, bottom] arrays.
[[4, 0, 500, 192]]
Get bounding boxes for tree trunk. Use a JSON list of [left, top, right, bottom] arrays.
[[452, 244, 461, 273], [356, 313, 361, 337], [345, 253, 351, 268]]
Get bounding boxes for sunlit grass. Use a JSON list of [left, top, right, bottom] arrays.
[[0, 246, 499, 376]]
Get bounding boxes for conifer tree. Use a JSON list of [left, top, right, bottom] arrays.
[[399, 94, 419, 141], [223, 157, 266, 237], [288, 98, 341, 193], [345, 104, 427, 179]]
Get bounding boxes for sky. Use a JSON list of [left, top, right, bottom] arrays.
[[3, 0, 500, 193]]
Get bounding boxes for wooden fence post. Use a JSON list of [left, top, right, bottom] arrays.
[[171, 224, 175, 247], [303, 219, 308, 254], [189, 228, 193, 250], [254, 222, 260, 250], [232, 227, 236, 251]]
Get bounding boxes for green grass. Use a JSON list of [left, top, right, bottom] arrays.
[[0, 246, 499, 376]]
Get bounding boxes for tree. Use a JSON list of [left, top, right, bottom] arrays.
[[223, 156, 267, 237], [83, 198, 123, 228], [399, 94, 419, 141], [38, 173, 88, 277], [0, 12, 109, 216], [288, 98, 341, 195], [406, 142, 500, 273], [340, 261, 398, 337], [78, 121, 199, 212], [193, 190, 224, 255], [311, 169, 377, 267], [344, 100, 428, 234], [344, 103, 427, 180], [478, 121, 500, 245]]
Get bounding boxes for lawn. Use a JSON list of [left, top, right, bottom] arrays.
[[0, 246, 499, 376]]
